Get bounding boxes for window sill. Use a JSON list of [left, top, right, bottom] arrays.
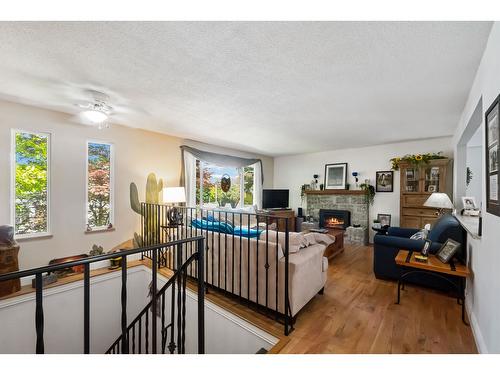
[[15, 234, 53, 242], [85, 227, 116, 234], [453, 213, 481, 240]]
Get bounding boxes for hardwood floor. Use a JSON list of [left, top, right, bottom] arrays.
[[278, 243, 477, 354], [153, 243, 477, 353]]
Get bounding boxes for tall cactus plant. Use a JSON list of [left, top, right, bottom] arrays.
[[130, 173, 164, 248]]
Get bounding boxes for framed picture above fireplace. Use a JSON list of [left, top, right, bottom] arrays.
[[324, 163, 348, 189]]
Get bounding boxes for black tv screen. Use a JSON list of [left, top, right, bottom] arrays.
[[262, 189, 289, 209]]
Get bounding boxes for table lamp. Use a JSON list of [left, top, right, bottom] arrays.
[[163, 187, 186, 225], [423, 192, 454, 216]]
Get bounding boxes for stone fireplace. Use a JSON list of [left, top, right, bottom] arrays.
[[319, 209, 351, 230], [305, 190, 369, 245]]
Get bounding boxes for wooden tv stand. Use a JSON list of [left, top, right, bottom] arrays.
[[260, 209, 296, 232]]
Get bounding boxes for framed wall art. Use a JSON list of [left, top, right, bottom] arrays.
[[376, 171, 394, 192], [485, 95, 500, 217], [324, 163, 348, 189]]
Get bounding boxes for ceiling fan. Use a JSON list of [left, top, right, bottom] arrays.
[[62, 86, 147, 130], [74, 90, 113, 129]]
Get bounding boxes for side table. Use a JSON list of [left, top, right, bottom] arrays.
[[395, 250, 471, 325]]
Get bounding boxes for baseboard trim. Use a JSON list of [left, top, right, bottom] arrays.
[[466, 298, 488, 354]]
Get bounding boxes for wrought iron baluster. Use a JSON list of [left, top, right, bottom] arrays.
[[239, 213, 242, 299], [197, 237, 205, 354], [169, 271, 176, 354], [151, 248, 158, 354], [247, 215, 251, 302], [138, 317, 142, 354], [275, 230, 279, 321], [265, 216, 269, 310], [35, 273, 44, 354], [121, 255, 129, 353], [145, 308, 149, 354], [132, 326, 136, 354], [181, 270, 188, 354], [84, 263, 90, 354]]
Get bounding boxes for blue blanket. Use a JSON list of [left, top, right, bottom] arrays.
[[191, 218, 262, 238]]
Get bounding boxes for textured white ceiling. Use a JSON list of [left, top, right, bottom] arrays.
[[0, 21, 492, 156]]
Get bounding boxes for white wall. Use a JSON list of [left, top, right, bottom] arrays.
[[0, 267, 149, 354], [273, 136, 453, 238], [0, 100, 274, 270], [452, 22, 500, 354], [465, 146, 483, 203], [0, 266, 276, 354]]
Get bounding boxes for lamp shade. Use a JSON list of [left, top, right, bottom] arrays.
[[162, 187, 186, 204], [423, 193, 454, 209]]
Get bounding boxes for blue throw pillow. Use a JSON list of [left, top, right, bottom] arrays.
[[233, 226, 263, 238]]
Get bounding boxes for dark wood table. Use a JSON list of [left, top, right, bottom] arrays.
[[395, 250, 471, 325], [302, 228, 344, 259]]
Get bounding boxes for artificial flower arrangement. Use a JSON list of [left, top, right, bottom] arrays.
[[390, 152, 446, 170]]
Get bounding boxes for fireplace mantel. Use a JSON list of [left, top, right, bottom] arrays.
[[304, 189, 366, 195]]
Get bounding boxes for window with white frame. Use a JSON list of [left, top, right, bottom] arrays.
[[195, 160, 255, 208], [12, 130, 50, 237], [86, 141, 114, 230]]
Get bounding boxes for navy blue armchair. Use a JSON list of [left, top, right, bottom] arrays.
[[373, 214, 466, 291]]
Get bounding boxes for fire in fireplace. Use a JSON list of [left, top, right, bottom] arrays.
[[319, 209, 351, 230]]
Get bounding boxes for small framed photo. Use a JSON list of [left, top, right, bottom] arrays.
[[377, 213, 391, 227], [324, 163, 348, 190], [462, 196, 477, 210], [376, 171, 394, 192], [430, 167, 440, 180], [436, 239, 461, 264]]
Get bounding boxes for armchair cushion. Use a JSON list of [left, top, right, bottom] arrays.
[[387, 226, 420, 238]]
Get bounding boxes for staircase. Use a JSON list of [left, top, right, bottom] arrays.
[[0, 237, 206, 354], [106, 251, 204, 354]]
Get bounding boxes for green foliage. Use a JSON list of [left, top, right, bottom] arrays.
[[15, 132, 48, 234], [360, 182, 376, 206], [87, 143, 111, 228], [390, 152, 446, 170]]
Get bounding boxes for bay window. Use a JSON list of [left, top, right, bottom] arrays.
[[195, 160, 255, 208]]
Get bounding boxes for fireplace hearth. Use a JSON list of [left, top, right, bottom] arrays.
[[319, 209, 351, 230]]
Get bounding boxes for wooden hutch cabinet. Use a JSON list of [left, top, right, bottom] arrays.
[[399, 158, 452, 228]]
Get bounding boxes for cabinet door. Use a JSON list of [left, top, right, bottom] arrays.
[[401, 166, 421, 193], [401, 216, 421, 228], [402, 194, 431, 207], [423, 165, 444, 193]]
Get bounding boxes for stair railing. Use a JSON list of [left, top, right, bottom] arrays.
[[0, 236, 205, 354], [105, 246, 205, 354]]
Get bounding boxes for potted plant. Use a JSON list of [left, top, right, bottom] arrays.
[[360, 181, 376, 205]]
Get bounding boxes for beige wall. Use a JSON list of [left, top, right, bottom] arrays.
[[0, 100, 273, 269]]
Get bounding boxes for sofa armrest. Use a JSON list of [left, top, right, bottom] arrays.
[[387, 227, 420, 238]]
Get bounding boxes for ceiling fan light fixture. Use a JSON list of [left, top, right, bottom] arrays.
[[81, 109, 108, 124]]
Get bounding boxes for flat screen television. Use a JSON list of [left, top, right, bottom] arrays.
[[262, 189, 289, 209]]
